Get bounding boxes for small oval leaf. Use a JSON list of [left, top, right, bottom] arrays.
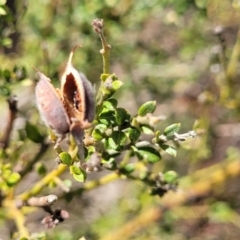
[[141, 125, 154, 135], [92, 128, 104, 140], [161, 144, 177, 157], [6, 172, 21, 187], [163, 123, 181, 137], [129, 127, 141, 143], [108, 131, 127, 150], [112, 80, 123, 91], [35, 162, 47, 175], [59, 152, 72, 166], [122, 163, 135, 174], [137, 146, 161, 163], [115, 108, 130, 125], [103, 99, 118, 110], [70, 165, 81, 175], [73, 170, 87, 182], [138, 101, 156, 116]]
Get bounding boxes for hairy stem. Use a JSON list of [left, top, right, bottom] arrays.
[[92, 19, 111, 75]]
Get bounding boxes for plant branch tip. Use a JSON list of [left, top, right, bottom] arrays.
[[27, 195, 58, 207], [92, 18, 104, 34], [174, 130, 199, 141]]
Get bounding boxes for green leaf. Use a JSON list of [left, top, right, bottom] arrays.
[[94, 123, 107, 132], [137, 146, 161, 163], [112, 80, 123, 91], [92, 128, 104, 140], [101, 73, 111, 81], [99, 110, 116, 126], [59, 152, 72, 166], [25, 121, 44, 143], [73, 171, 87, 182], [163, 171, 178, 184], [103, 99, 118, 110], [70, 166, 87, 182], [6, 172, 21, 187], [163, 123, 181, 137], [115, 108, 130, 125], [161, 144, 177, 157], [122, 163, 135, 174], [35, 162, 47, 175], [128, 127, 141, 143], [69, 165, 81, 175], [141, 125, 154, 135], [138, 101, 156, 116], [108, 131, 127, 150]]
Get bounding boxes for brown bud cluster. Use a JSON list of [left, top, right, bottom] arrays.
[[41, 209, 69, 228], [92, 18, 104, 34]]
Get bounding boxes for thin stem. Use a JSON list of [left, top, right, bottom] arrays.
[[7, 203, 29, 238], [0, 96, 18, 149], [14, 211, 29, 238], [59, 172, 119, 199], [92, 19, 111, 75], [226, 29, 240, 88], [99, 32, 111, 74], [17, 164, 67, 201]]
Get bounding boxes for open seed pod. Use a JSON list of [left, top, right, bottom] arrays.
[[60, 47, 95, 161], [35, 71, 70, 142], [60, 47, 95, 125]]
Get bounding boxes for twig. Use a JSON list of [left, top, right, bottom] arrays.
[[226, 28, 240, 84], [0, 95, 18, 149], [8, 203, 29, 238], [92, 19, 111, 74], [17, 164, 67, 201], [27, 195, 58, 207], [59, 172, 120, 199]]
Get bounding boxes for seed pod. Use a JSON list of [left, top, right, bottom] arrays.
[[60, 47, 95, 161], [61, 47, 95, 124], [35, 47, 95, 161], [35, 71, 70, 139]]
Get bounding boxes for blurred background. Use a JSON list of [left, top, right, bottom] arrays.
[[1, 0, 240, 239]]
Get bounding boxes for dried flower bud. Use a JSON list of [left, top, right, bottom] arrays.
[[41, 209, 69, 228], [92, 19, 104, 34], [82, 152, 102, 172]]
